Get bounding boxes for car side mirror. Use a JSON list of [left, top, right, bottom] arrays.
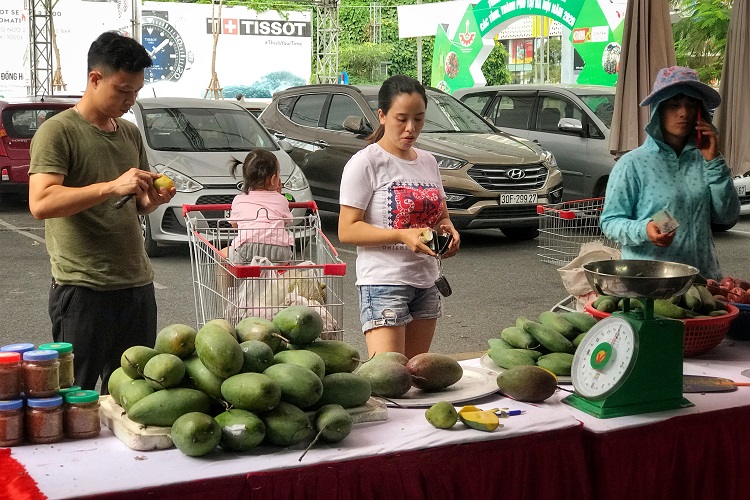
[[558, 118, 583, 134], [278, 139, 293, 153], [343, 115, 369, 134]]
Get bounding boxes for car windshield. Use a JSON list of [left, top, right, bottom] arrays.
[[141, 106, 277, 152], [364, 92, 495, 134], [579, 94, 615, 129]]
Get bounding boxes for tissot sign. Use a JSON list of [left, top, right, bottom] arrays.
[[208, 18, 311, 37], [0, 0, 312, 98]]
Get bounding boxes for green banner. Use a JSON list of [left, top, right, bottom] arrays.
[[473, 0, 585, 35], [430, 0, 624, 91]]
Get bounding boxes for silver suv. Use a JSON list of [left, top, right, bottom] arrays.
[[259, 84, 564, 240], [455, 84, 750, 220], [454, 84, 616, 200]]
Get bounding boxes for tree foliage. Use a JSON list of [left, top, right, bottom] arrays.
[[339, 43, 392, 84], [672, 0, 732, 83], [482, 40, 512, 86]]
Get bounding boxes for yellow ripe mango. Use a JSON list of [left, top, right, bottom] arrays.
[[458, 406, 502, 432], [458, 405, 483, 414]]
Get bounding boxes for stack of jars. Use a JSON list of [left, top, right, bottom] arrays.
[[0, 342, 100, 446]]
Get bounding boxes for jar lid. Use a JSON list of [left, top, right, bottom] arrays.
[[0, 343, 35, 354], [0, 352, 21, 364], [65, 390, 99, 404], [58, 386, 82, 397], [38, 342, 73, 354], [27, 396, 63, 408], [23, 349, 59, 362], [0, 399, 23, 411]]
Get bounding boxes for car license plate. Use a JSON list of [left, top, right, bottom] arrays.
[[736, 185, 746, 197], [499, 193, 537, 204]]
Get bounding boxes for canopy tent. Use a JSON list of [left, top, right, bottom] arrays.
[[609, 0, 676, 158], [715, 0, 750, 176]]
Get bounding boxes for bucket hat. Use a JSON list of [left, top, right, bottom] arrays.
[[640, 66, 721, 109]]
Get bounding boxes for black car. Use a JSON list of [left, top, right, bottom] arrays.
[[259, 84, 563, 240]]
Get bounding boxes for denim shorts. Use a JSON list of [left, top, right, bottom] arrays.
[[358, 284, 442, 333]]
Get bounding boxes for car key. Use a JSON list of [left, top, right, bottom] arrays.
[[434, 255, 452, 297]]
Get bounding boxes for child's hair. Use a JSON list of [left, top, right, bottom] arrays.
[[229, 149, 280, 193], [367, 74, 428, 144]]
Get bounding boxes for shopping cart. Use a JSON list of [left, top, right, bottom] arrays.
[[184, 202, 346, 340], [537, 197, 621, 313], [536, 197, 620, 268]]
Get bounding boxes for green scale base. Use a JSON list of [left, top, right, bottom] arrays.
[[563, 308, 694, 419]]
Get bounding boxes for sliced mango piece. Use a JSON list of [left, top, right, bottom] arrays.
[[458, 405, 483, 414], [457, 405, 502, 432]]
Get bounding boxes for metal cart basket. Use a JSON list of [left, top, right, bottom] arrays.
[[537, 197, 621, 313], [537, 197, 620, 268], [184, 202, 346, 340]]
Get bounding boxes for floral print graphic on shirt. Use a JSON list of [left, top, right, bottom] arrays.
[[388, 181, 443, 229]]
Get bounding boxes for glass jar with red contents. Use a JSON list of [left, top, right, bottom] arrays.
[[0, 399, 24, 447], [63, 390, 101, 439], [26, 396, 64, 444], [38, 342, 74, 389], [22, 350, 60, 398], [0, 352, 22, 400]]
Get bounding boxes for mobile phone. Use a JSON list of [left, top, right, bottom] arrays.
[[696, 108, 703, 148]]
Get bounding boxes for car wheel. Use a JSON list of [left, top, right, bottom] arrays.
[[501, 227, 539, 240], [140, 215, 163, 257], [712, 221, 737, 232]]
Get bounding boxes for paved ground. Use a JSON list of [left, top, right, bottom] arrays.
[[2, 194, 749, 361]]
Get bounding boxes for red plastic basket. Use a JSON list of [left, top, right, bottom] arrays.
[[584, 298, 740, 357]]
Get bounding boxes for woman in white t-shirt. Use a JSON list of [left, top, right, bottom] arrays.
[[338, 75, 460, 358]]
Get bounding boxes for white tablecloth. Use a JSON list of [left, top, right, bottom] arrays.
[[11, 361, 581, 500]]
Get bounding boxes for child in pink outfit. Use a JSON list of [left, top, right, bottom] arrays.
[[227, 149, 294, 263]]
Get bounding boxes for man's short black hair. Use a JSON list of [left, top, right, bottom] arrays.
[[88, 31, 152, 74]]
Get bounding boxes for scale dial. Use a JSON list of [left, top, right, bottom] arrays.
[[571, 316, 639, 400]]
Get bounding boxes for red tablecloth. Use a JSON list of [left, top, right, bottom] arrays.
[[76, 425, 591, 500], [583, 405, 750, 500]]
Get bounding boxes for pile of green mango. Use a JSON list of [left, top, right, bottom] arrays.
[[590, 284, 729, 319], [109, 306, 370, 457], [487, 311, 598, 377]]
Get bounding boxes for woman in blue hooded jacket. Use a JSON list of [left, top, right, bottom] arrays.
[[601, 66, 740, 280]]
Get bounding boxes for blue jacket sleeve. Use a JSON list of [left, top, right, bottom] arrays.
[[600, 158, 650, 246], [704, 154, 740, 225]]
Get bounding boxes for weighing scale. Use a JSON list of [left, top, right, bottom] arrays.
[[563, 260, 697, 419]]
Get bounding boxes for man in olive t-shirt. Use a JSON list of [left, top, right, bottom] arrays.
[[28, 32, 176, 392]]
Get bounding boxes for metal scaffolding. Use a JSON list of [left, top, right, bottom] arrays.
[[28, 0, 53, 97], [314, 0, 339, 84], [369, 2, 381, 44]]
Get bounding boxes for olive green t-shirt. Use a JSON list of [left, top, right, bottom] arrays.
[[29, 108, 154, 290]]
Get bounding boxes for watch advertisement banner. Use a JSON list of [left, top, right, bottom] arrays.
[[140, 2, 312, 98], [0, 0, 312, 99]]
